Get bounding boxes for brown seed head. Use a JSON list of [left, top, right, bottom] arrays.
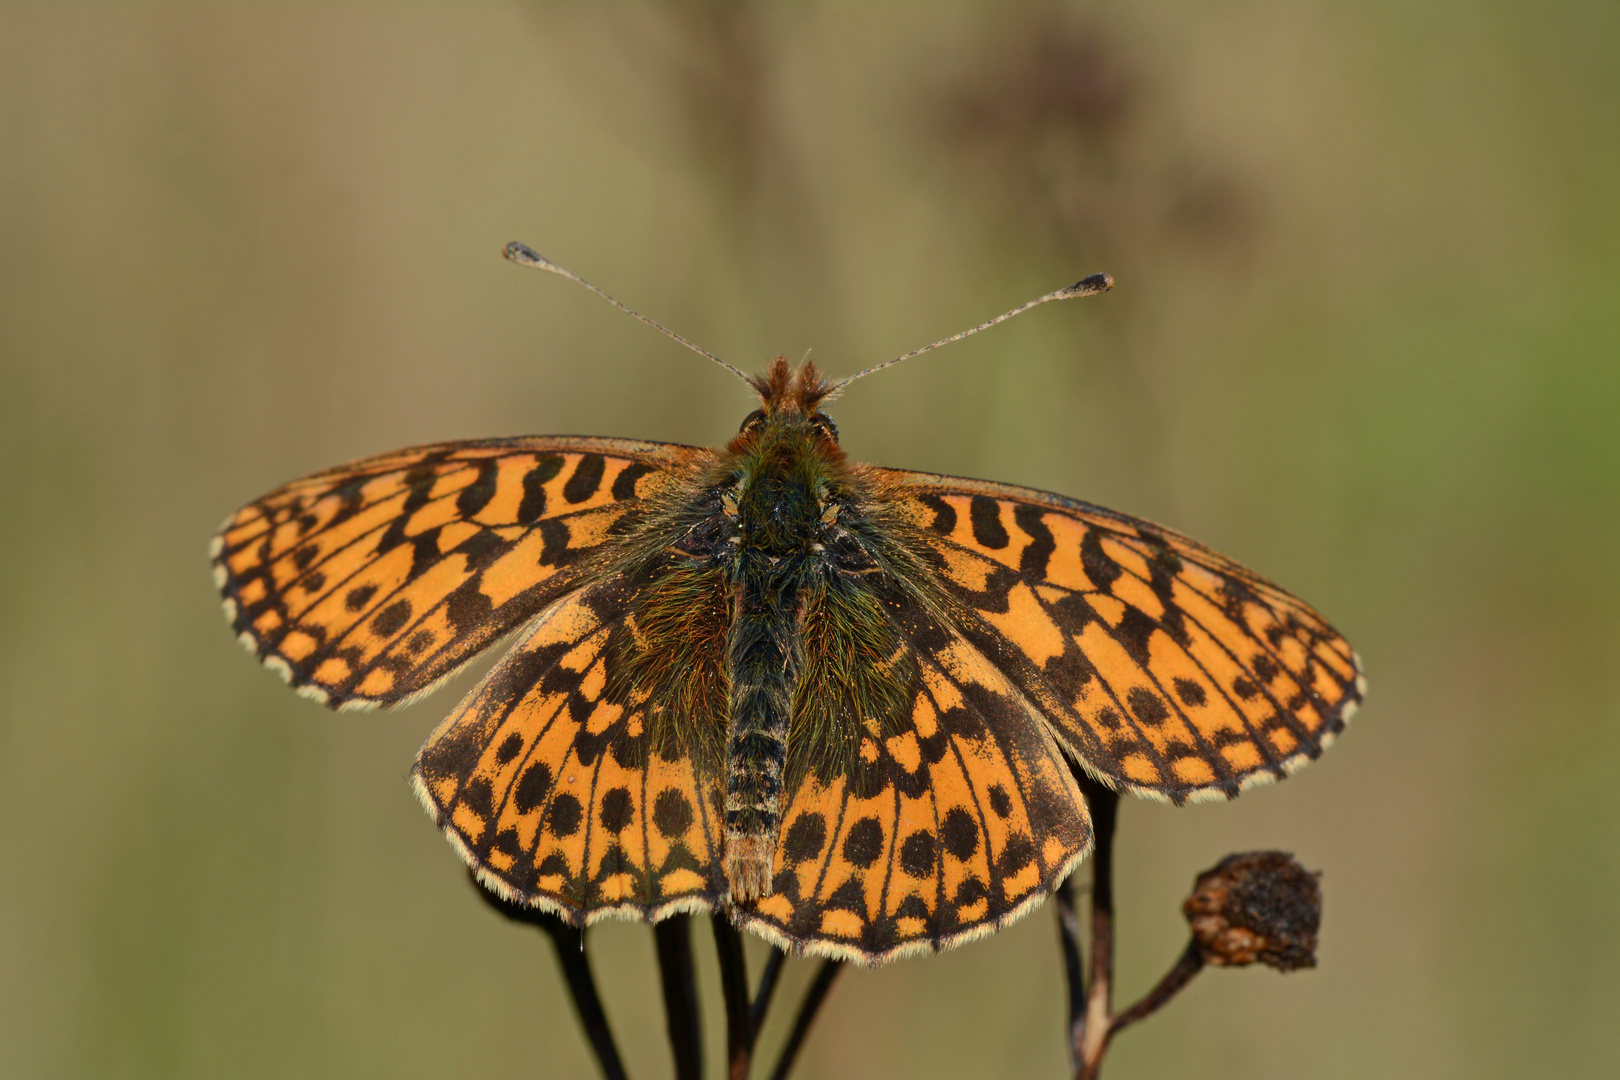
[[1182, 851, 1321, 972]]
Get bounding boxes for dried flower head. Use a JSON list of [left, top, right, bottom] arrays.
[[1183, 851, 1321, 972]]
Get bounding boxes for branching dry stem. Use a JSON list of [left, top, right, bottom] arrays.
[[1060, 771, 1208, 1080], [476, 874, 841, 1080]]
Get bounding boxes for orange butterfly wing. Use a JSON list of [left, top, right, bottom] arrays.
[[412, 580, 725, 921], [212, 437, 692, 709], [741, 600, 1092, 962], [881, 471, 1365, 804]]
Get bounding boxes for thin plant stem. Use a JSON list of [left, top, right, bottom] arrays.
[[1110, 940, 1205, 1037], [475, 874, 850, 1080], [1058, 772, 1209, 1080], [654, 916, 704, 1080], [1078, 774, 1120, 1079], [538, 919, 629, 1080], [1055, 875, 1087, 1075], [767, 959, 845, 1080], [711, 913, 754, 1080], [469, 874, 628, 1080], [750, 947, 789, 1039], [1081, 940, 1208, 1072]]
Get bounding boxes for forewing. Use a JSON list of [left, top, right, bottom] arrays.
[[739, 595, 1092, 963], [882, 471, 1365, 803], [413, 580, 726, 921], [213, 436, 696, 708]]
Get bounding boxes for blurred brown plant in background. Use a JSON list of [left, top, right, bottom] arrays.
[[932, 7, 1254, 267]]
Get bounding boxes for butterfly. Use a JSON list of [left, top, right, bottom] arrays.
[[212, 243, 1363, 964]]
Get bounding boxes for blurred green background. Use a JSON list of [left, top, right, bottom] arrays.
[[3, 2, 1617, 1078]]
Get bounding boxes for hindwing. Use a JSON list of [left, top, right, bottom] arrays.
[[413, 580, 726, 920], [411, 553, 1093, 962], [740, 587, 1092, 961]]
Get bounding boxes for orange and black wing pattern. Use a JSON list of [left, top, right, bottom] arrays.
[[740, 589, 1092, 962], [882, 471, 1365, 804], [412, 579, 726, 922], [411, 559, 1091, 962], [212, 437, 692, 710]]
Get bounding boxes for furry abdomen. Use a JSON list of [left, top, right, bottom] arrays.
[[722, 556, 806, 900]]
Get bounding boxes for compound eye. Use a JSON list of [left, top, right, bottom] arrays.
[[811, 413, 839, 443], [738, 409, 766, 434]]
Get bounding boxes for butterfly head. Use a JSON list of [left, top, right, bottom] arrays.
[[729, 357, 841, 455]]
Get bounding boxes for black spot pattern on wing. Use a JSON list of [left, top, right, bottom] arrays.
[[412, 583, 728, 922], [734, 592, 1091, 960], [214, 438, 684, 708], [883, 476, 1363, 805]]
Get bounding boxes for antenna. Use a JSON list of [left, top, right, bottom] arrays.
[[829, 272, 1114, 393], [503, 242, 752, 385]]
